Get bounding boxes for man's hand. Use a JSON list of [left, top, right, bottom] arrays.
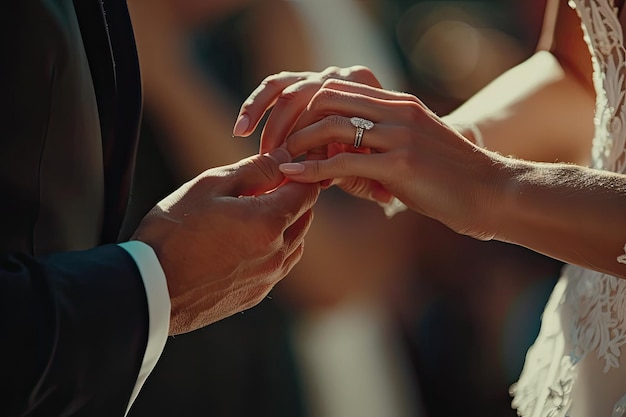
[[131, 148, 320, 335]]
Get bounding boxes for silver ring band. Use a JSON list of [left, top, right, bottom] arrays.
[[350, 117, 374, 149], [354, 127, 364, 148]]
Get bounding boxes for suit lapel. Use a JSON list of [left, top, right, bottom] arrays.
[[73, 0, 142, 243], [72, 0, 116, 159], [99, 0, 143, 244]]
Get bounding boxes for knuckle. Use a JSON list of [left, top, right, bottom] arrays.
[[396, 91, 420, 103], [275, 86, 303, 106], [349, 65, 378, 85], [310, 159, 325, 178], [351, 65, 371, 76], [405, 101, 427, 124], [285, 137, 301, 157], [261, 74, 276, 85], [247, 76, 277, 100], [259, 215, 288, 247], [321, 77, 339, 89], [265, 71, 286, 84], [261, 73, 288, 93], [351, 180, 371, 197], [249, 156, 279, 183], [281, 80, 305, 96], [321, 65, 341, 79], [275, 70, 292, 78], [195, 169, 231, 192], [285, 244, 305, 271]]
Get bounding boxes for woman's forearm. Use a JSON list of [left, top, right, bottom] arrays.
[[490, 157, 626, 278]]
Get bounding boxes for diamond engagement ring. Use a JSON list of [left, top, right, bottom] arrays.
[[350, 117, 374, 148]]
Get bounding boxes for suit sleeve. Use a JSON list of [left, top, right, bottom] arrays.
[[0, 244, 150, 417]]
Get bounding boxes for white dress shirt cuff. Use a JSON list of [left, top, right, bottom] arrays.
[[118, 240, 171, 416]]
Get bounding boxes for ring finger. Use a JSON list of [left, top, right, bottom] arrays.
[[286, 114, 403, 157]]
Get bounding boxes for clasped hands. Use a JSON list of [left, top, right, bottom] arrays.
[[133, 65, 502, 337], [234, 65, 501, 236]]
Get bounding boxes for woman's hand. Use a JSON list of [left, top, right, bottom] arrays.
[[232, 65, 383, 153], [275, 79, 505, 240]]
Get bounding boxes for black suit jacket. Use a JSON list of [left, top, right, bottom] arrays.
[[0, 0, 150, 415]]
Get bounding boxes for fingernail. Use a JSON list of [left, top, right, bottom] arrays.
[[320, 179, 332, 187], [233, 114, 249, 136], [265, 147, 292, 164], [279, 163, 305, 174]]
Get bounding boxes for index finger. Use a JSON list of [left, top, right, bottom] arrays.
[[258, 67, 387, 153], [233, 71, 315, 138], [258, 79, 332, 154]]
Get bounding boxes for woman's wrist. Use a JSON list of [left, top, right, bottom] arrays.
[[468, 151, 522, 242], [484, 157, 567, 247]]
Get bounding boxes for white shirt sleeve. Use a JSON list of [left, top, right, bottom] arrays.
[[117, 240, 171, 416]]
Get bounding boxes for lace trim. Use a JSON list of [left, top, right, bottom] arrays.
[[571, 0, 626, 368], [564, 266, 626, 373], [512, 1, 626, 416], [571, 0, 626, 174]]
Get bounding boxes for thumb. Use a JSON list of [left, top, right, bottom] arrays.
[[230, 147, 293, 196]]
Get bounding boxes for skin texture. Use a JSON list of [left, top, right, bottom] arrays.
[[129, 0, 424, 316], [131, 150, 320, 335], [128, 0, 327, 334], [232, 0, 626, 279]]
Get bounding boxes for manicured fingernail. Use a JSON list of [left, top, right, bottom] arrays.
[[265, 148, 292, 164], [279, 163, 305, 174], [320, 179, 332, 188], [233, 114, 249, 136]]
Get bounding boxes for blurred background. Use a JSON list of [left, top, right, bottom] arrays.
[[124, 1, 561, 416]]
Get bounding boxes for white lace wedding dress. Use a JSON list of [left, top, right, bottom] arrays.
[[510, 1, 626, 416]]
